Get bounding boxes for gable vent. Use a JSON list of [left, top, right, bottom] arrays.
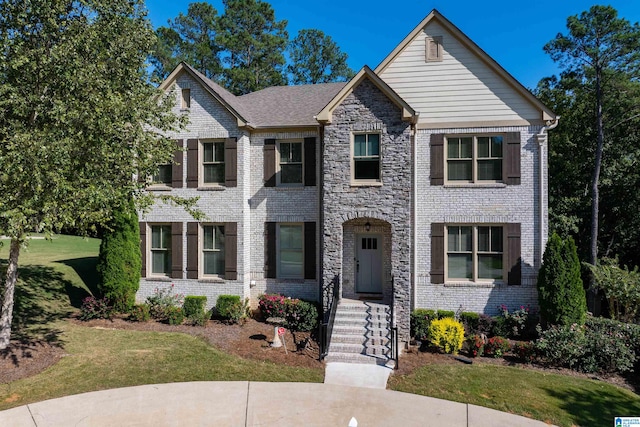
[[426, 36, 443, 62]]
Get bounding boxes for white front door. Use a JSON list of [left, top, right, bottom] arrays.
[[356, 234, 383, 293]]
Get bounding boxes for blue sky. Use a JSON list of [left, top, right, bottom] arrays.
[[145, 0, 640, 90]]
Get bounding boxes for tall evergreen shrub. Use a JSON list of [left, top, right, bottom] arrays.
[[96, 200, 141, 311], [537, 233, 586, 327]]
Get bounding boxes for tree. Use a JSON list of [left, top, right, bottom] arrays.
[[150, 2, 221, 81], [216, 0, 288, 95], [537, 233, 587, 327], [287, 29, 355, 85], [0, 0, 192, 349], [543, 6, 640, 313], [96, 200, 141, 312]]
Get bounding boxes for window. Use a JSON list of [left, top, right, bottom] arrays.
[[446, 136, 503, 182], [278, 141, 303, 185], [150, 225, 171, 276], [278, 224, 303, 278], [202, 225, 225, 276], [152, 164, 172, 185], [353, 133, 380, 181], [447, 225, 503, 281], [181, 88, 190, 109], [202, 141, 225, 184]]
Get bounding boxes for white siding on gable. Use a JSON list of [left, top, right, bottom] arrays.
[[379, 21, 541, 124]]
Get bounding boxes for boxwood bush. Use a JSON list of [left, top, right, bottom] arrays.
[[216, 295, 247, 324]]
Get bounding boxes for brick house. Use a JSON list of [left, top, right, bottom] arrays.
[[138, 10, 557, 362]]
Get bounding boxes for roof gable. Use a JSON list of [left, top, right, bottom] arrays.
[[374, 9, 556, 122], [316, 66, 418, 124]]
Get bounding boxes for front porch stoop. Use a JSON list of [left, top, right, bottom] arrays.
[[325, 300, 394, 367]]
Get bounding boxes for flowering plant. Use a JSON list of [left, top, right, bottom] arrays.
[[146, 284, 184, 321]]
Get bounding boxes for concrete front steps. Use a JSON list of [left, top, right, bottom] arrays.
[[325, 299, 394, 367]]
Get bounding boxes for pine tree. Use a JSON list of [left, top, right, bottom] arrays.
[[96, 200, 141, 312], [537, 233, 587, 327]]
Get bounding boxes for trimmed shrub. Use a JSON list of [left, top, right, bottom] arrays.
[[146, 285, 184, 321], [128, 303, 150, 322], [183, 296, 207, 318], [437, 310, 455, 319], [537, 233, 586, 328], [258, 294, 289, 319], [166, 306, 184, 325], [286, 300, 318, 332], [216, 295, 247, 324], [428, 317, 465, 354], [410, 309, 435, 340], [459, 312, 480, 335], [467, 334, 484, 357], [484, 336, 510, 358], [580, 317, 638, 374], [534, 323, 586, 370], [80, 296, 113, 320], [96, 199, 141, 312]]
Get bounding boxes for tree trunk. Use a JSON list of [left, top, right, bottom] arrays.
[[0, 238, 21, 350], [588, 70, 604, 315]]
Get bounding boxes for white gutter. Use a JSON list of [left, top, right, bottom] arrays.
[[537, 117, 560, 267]]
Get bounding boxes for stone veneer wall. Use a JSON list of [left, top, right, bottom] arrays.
[[413, 126, 547, 315], [322, 79, 413, 341]]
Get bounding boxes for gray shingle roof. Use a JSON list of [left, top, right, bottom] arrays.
[[238, 82, 347, 127]]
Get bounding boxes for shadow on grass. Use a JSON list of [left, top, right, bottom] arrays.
[[57, 257, 100, 308], [543, 385, 640, 426]]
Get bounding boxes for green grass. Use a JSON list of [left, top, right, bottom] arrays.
[[0, 321, 323, 410], [389, 362, 640, 427]]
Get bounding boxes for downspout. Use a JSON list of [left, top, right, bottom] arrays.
[[536, 117, 559, 267], [411, 114, 419, 310]]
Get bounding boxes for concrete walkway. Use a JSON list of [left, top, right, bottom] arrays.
[[0, 381, 555, 426], [324, 362, 392, 389]]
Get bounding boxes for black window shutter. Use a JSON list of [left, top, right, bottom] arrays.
[[507, 223, 521, 285], [304, 222, 316, 279], [225, 137, 238, 187], [505, 132, 521, 185], [431, 223, 445, 283], [265, 222, 276, 278], [264, 139, 276, 187], [172, 139, 184, 188], [187, 139, 199, 188], [139, 222, 147, 278], [304, 137, 316, 186], [225, 222, 238, 280], [171, 223, 183, 279], [186, 222, 199, 279], [430, 134, 444, 185]]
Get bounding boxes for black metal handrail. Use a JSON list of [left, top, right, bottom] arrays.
[[390, 275, 399, 369], [319, 274, 339, 360]]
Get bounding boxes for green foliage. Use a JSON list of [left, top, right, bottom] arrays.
[[459, 312, 480, 335], [183, 296, 207, 318], [512, 342, 536, 363], [166, 306, 184, 325], [467, 334, 484, 357], [483, 336, 510, 358], [428, 317, 465, 354], [150, 2, 221, 81], [410, 309, 434, 340], [146, 285, 184, 321], [585, 258, 640, 323], [287, 29, 354, 85], [497, 305, 538, 339], [285, 300, 318, 332], [537, 233, 587, 327], [79, 297, 113, 321], [257, 293, 288, 319], [216, 0, 288, 94], [96, 200, 141, 312], [128, 304, 150, 322], [215, 295, 247, 324]]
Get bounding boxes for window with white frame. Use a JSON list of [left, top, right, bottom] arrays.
[[152, 164, 171, 185], [278, 140, 303, 185], [150, 225, 171, 276], [278, 224, 303, 278], [202, 140, 225, 184], [447, 225, 503, 281], [202, 224, 225, 276], [353, 133, 380, 181], [446, 136, 503, 182]]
